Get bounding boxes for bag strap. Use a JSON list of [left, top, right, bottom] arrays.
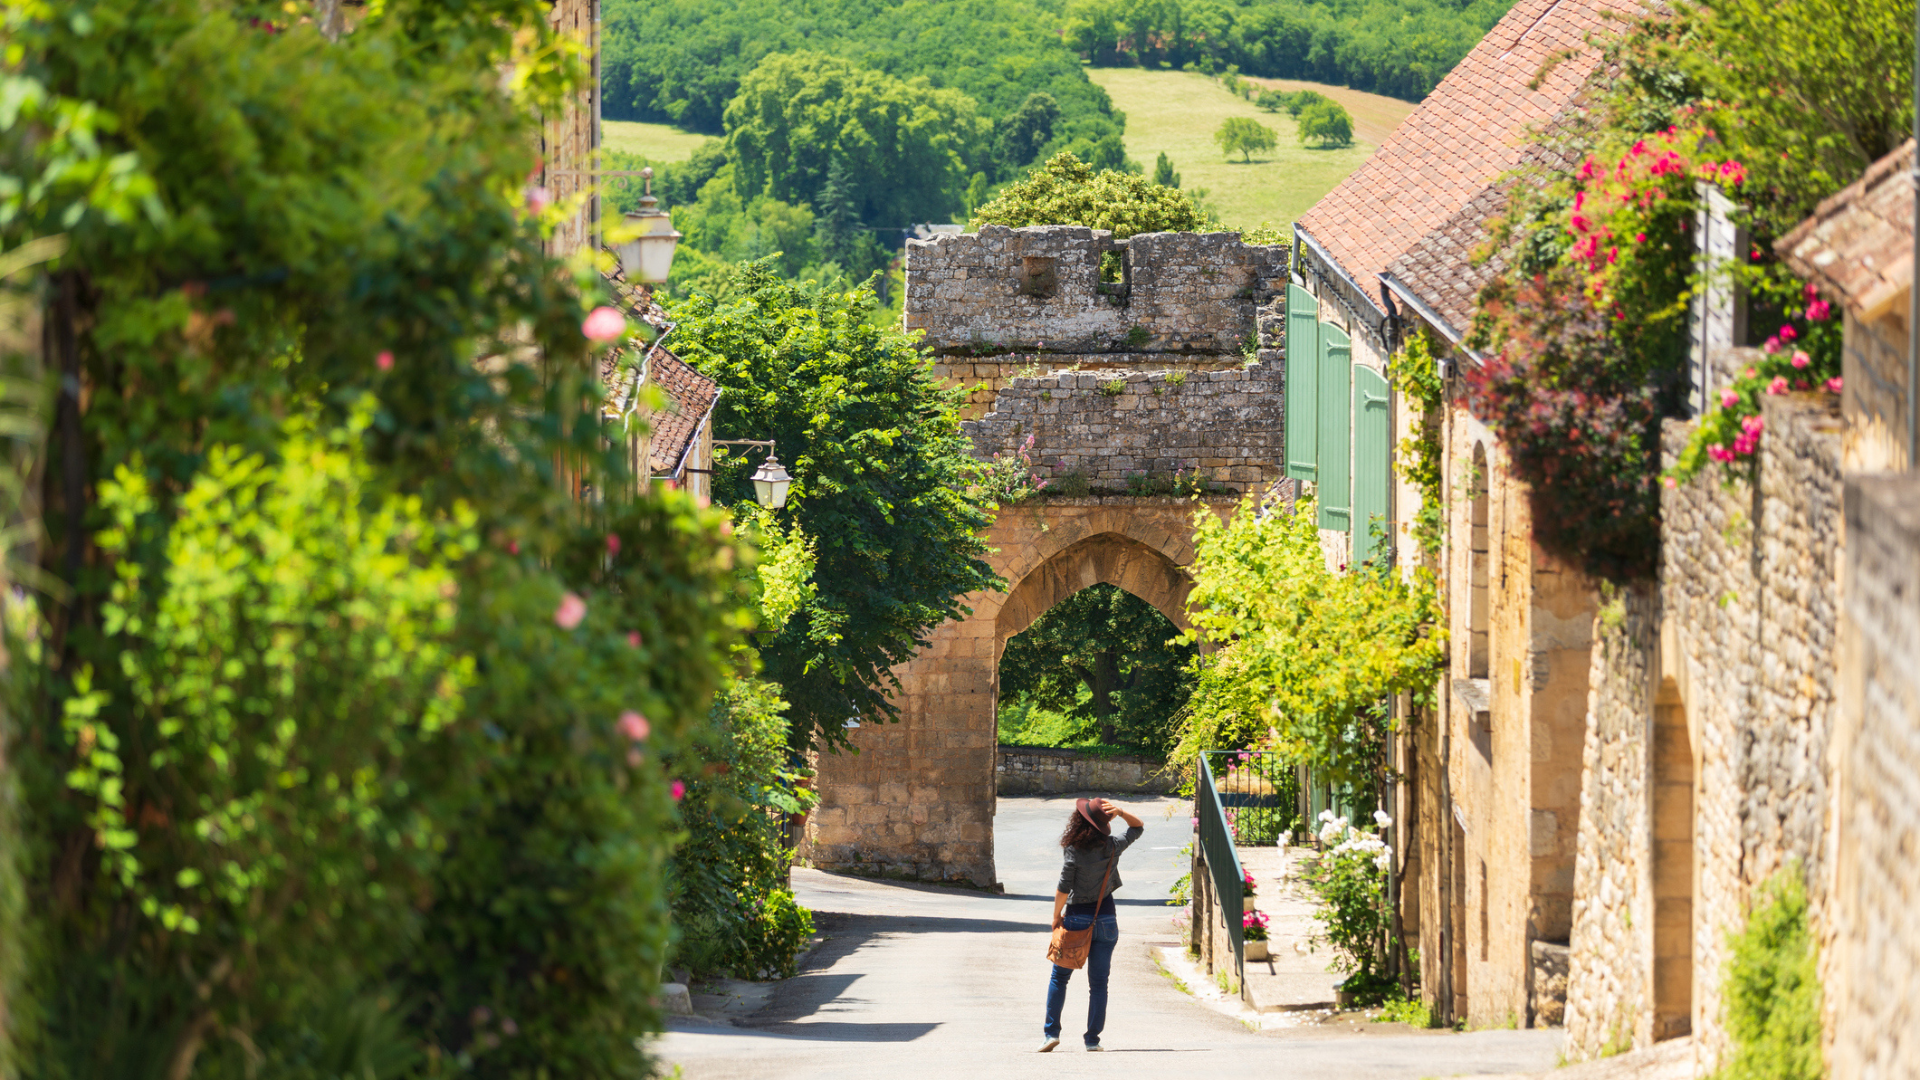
[[1091, 842, 1115, 906]]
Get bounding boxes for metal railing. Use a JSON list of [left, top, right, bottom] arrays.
[[1196, 754, 1246, 987], [1206, 750, 1301, 845]]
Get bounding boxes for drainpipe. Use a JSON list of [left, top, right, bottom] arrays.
[[1908, 6, 1919, 470]]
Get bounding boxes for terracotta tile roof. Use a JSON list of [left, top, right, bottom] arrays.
[[644, 346, 720, 476], [1383, 116, 1588, 339], [1298, 0, 1644, 293], [1778, 140, 1916, 320], [599, 262, 719, 477]]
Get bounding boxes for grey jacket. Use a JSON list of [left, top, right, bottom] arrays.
[[1056, 825, 1144, 905]]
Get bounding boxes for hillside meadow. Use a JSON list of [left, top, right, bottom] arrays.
[[1090, 68, 1400, 231]]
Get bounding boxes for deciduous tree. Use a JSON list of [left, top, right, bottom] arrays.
[[972, 152, 1212, 237], [1215, 116, 1279, 161]]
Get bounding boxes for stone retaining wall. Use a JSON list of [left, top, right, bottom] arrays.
[[1828, 473, 1920, 1080], [996, 745, 1177, 796], [1565, 389, 1844, 1064]]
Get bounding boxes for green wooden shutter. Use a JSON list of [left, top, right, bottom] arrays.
[[1285, 285, 1319, 482], [1316, 322, 1351, 533], [1352, 363, 1391, 565]]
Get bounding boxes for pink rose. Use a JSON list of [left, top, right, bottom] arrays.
[[1791, 350, 1811, 370], [607, 533, 621, 556], [1778, 324, 1797, 343], [1766, 376, 1789, 395], [1662, 476, 1677, 489], [670, 780, 687, 801], [554, 591, 587, 629], [1827, 377, 1844, 393], [618, 710, 651, 741], [628, 631, 643, 648], [1742, 414, 1765, 436], [1763, 338, 1781, 354], [1807, 299, 1831, 321], [582, 306, 626, 342], [377, 350, 394, 371], [525, 185, 553, 214], [1721, 388, 1740, 408]]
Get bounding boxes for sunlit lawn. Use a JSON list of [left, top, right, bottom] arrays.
[[602, 119, 714, 162], [1089, 67, 1408, 232]]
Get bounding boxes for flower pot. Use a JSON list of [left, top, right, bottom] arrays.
[[1244, 939, 1269, 961]]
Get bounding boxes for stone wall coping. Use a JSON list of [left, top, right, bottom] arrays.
[[1002, 494, 1242, 508], [999, 743, 1166, 766]]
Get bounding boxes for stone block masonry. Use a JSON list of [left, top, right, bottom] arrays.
[[963, 364, 1285, 494], [904, 225, 1290, 358], [1566, 387, 1843, 1064], [1827, 472, 1920, 1080], [996, 745, 1178, 796]]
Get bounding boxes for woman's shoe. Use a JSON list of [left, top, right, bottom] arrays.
[[1085, 1044, 1104, 1051], [1038, 1037, 1060, 1053]]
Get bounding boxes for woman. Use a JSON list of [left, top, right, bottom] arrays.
[[1041, 797, 1144, 1053]]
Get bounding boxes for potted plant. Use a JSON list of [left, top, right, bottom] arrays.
[[1241, 867, 1258, 898], [1242, 909, 1271, 961]]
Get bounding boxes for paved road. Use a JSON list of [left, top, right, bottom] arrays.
[[656, 795, 1561, 1080]]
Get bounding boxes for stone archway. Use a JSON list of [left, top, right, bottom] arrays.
[[802, 497, 1233, 887]]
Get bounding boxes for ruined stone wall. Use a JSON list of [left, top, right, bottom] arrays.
[[997, 746, 1177, 796], [963, 365, 1284, 495], [1827, 473, 1920, 1080], [932, 354, 1249, 421], [1564, 390, 1844, 1064], [903, 225, 1289, 358]]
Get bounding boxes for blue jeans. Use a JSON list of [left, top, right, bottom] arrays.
[[1044, 911, 1120, 1045]]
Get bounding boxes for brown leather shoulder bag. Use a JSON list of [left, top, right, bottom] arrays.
[[1046, 849, 1115, 970]]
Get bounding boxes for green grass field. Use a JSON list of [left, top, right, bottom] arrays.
[[602, 119, 714, 162], [1089, 68, 1407, 232]]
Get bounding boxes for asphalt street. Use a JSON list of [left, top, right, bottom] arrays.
[[655, 794, 1563, 1080]]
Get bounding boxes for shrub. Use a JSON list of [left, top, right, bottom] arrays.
[[1303, 811, 1393, 992], [1716, 871, 1823, 1080]]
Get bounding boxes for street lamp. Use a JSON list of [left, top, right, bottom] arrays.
[[713, 439, 792, 508], [615, 167, 682, 284]]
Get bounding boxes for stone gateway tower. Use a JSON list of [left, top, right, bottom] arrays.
[[800, 226, 1291, 886]]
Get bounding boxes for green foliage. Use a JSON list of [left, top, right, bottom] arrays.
[[1258, 88, 1331, 117], [1153, 151, 1182, 189], [667, 675, 817, 979], [600, 0, 1125, 163], [1716, 870, 1823, 1080], [998, 93, 1063, 174], [972, 432, 1051, 507], [1674, 0, 1913, 227], [1303, 812, 1391, 989], [725, 52, 990, 227], [5, 1, 752, 1074], [1214, 117, 1278, 162], [1067, 0, 1520, 101], [1374, 993, 1435, 1027], [999, 584, 1197, 754], [975, 152, 1213, 236], [666, 261, 998, 751], [1297, 100, 1355, 148], [1173, 495, 1444, 784], [1391, 330, 1444, 555]]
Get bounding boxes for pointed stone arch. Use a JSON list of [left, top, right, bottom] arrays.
[[803, 498, 1235, 887]]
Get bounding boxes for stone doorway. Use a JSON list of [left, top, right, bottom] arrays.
[[1652, 678, 1695, 1040]]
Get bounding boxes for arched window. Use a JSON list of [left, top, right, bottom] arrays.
[[1468, 443, 1490, 680]]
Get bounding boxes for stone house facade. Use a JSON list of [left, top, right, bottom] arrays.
[[1287, 0, 1634, 1028]]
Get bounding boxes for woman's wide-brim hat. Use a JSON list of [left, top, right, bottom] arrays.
[[1076, 798, 1111, 830]]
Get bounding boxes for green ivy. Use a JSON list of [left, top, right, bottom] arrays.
[[1717, 870, 1824, 1080], [1390, 329, 1444, 556]]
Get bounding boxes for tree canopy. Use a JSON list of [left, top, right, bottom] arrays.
[[666, 261, 998, 749], [1298, 100, 1355, 147], [725, 52, 989, 227], [972, 152, 1213, 237], [1000, 584, 1196, 753], [1215, 116, 1279, 161]]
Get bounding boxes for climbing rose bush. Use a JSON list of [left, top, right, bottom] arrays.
[[1467, 126, 1752, 579]]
